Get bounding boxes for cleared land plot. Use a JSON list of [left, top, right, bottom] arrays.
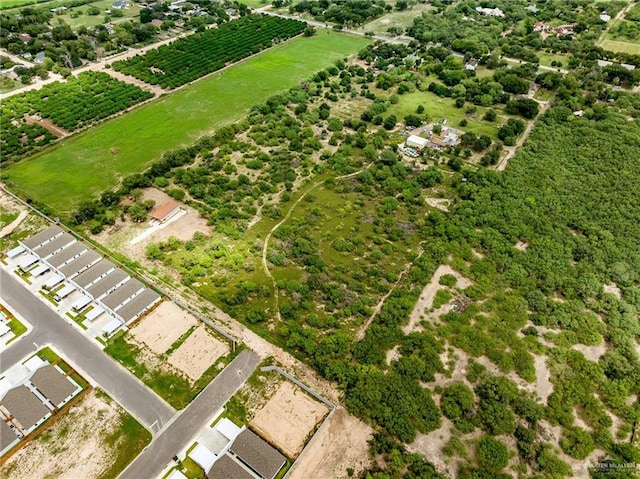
[[363, 3, 434, 35], [288, 407, 373, 479], [250, 381, 329, 458], [129, 301, 197, 355], [167, 325, 229, 382], [56, 0, 141, 30], [597, 38, 640, 54], [386, 89, 500, 139], [6, 31, 370, 215], [0, 390, 150, 479]]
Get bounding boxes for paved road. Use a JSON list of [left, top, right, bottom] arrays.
[[0, 268, 175, 434], [119, 349, 260, 479]]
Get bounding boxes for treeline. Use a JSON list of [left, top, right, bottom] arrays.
[[290, 0, 386, 27]]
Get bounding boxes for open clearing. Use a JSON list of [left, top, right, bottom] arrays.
[[6, 31, 370, 215], [129, 301, 198, 355], [288, 407, 374, 479], [0, 390, 149, 479], [403, 265, 472, 334], [250, 381, 329, 459], [167, 325, 229, 382], [363, 3, 434, 35], [597, 38, 640, 54]]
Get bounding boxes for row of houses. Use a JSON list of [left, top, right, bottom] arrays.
[[404, 125, 462, 153], [533, 21, 576, 36], [0, 356, 81, 455], [186, 417, 286, 479], [7, 225, 161, 327]]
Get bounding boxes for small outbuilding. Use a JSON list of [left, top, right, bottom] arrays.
[[150, 200, 181, 223], [405, 135, 429, 151]]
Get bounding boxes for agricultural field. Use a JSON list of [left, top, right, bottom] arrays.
[[597, 38, 640, 54], [5, 30, 369, 215], [112, 15, 307, 89], [56, 0, 141, 31], [0, 72, 154, 164]]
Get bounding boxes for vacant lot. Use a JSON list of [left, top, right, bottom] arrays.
[[168, 325, 229, 382], [597, 38, 640, 54], [363, 3, 434, 35], [251, 381, 329, 458], [6, 31, 370, 215], [0, 390, 150, 479], [129, 301, 198, 355]]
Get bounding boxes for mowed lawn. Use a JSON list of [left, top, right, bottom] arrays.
[[6, 31, 369, 214]]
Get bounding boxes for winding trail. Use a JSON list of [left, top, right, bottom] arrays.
[[261, 167, 370, 321]]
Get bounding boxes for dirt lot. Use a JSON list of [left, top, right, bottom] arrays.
[[251, 381, 329, 459], [1, 391, 125, 479], [288, 407, 374, 479], [130, 301, 197, 355], [93, 187, 210, 266], [167, 325, 229, 382]]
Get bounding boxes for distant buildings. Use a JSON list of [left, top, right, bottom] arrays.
[[533, 21, 576, 36], [475, 6, 504, 17]]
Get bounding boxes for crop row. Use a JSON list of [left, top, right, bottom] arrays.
[[1, 71, 154, 163], [112, 15, 307, 89]]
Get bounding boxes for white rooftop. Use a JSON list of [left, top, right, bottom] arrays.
[[216, 418, 242, 441], [166, 470, 188, 479], [24, 355, 45, 372], [189, 444, 217, 471], [0, 377, 13, 399]]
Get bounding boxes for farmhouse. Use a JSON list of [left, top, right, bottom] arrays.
[[475, 6, 504, 17], [19, 33, 32, 43], [465, 59, 478, 71], [0, 385, 51, 435], [112, 0, 129, 8], [150, 199, 181, 223], [30, 364, 80, 408]]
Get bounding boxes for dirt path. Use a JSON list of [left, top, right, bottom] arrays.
[[261, 167, 370, 322], [0, 210, 28, 238], [100, 68, 166, 96], [24, 115, 70, 137], [354, 247, 423, 341], [496, 99, 553, 171]]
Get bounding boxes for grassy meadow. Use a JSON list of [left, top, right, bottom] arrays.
[[6, 31, 370, 215]]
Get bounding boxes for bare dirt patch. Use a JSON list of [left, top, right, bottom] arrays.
[[288, 407, 373, 479], [130, 301, 197, 355], [572, 343, 607, 362], [167, 325, 229, 382], [1, 391, 125, 479], [603, 282, 622, 299], [425, 197, 450, 212], [514, 240, 529, 251], [403, 265, 472, 334], [251, 381, 329, 459], [24, 115, 69, 137], [408, 417, 456, 477]]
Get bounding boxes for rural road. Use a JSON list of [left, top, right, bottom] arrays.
[[0, 268, 175, 434], [119, 349, 260, 479]]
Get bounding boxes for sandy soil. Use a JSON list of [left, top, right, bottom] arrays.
[[403, 265, 472, 334], [514, 240, 529, 251], [572, 343, 607, 362], [532, 354, 553, 404], [425, 197, 450, 212], [167, 325, 229, 382], [129, 301, 197, 355], [0, 211, 28, 238], [0, 391, 123, 479], [288, 407, 374, 479], [408, 417, 456, 477], [603, 283, 622, 299], [251, 381, 329, 459]]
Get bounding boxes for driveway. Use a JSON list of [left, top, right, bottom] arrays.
[[0, 268, 175, 434]]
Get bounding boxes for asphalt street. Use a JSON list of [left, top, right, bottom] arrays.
[[0, 268, 175, 434], [119, 349, 260, 479]]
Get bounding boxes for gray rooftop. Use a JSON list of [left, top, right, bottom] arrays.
[[47, 242, 88, 268], [33, 233, 75, 259], [21, 225, 63, 250], [73, 259, 116, 288], [87, 269, 128, 300], [101, 278, 145, 311], [208, 454, 255, 479], [59, 250, 101, 278], [0, 385, 50, 432], [116, 289, 161, 323], [0, 419, 19, 451], [30, 365, 78, 407], [230, 429, 286, 479]]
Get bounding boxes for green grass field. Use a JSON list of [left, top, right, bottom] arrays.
[[597, 38, 640, 54], [0, 0, 41, 8], [236, 0, 269, 8], [54, 0, 140, 30], [363, 3, 433, 35], [386, 90, 501, 139], [6, 31, 369, 215]]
